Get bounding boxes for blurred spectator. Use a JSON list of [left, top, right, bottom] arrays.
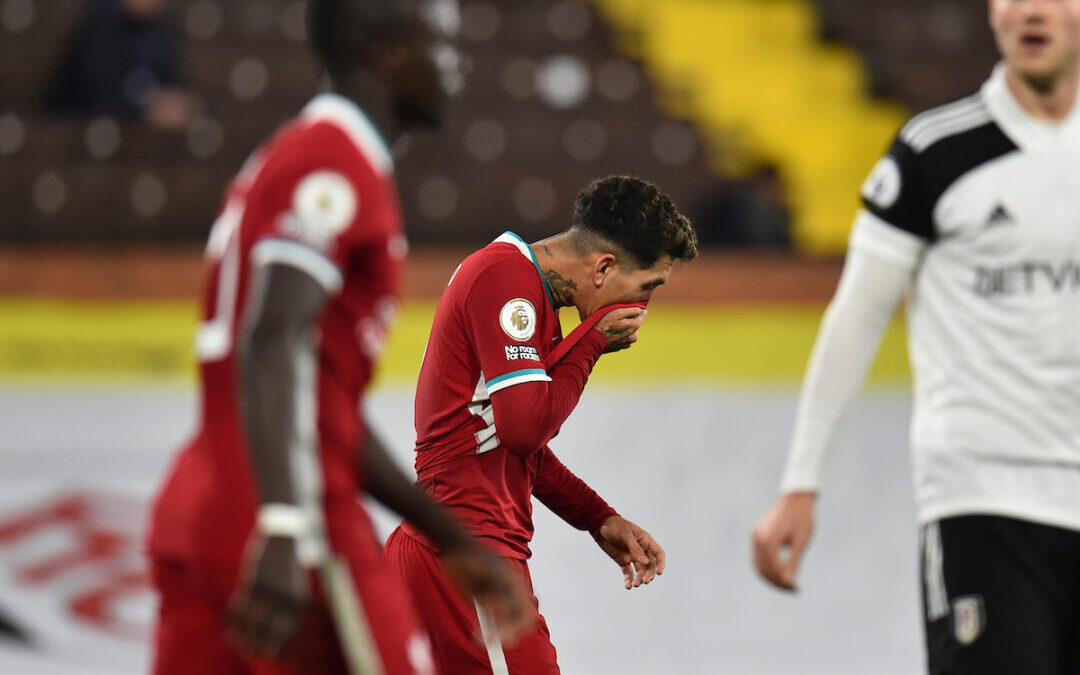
[[42, 0, 198, 129], [695, 164, 792, 249]]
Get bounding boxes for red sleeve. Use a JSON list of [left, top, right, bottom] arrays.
[[531, 445, 617, 536], [489, 329, 606, 457], [463, 257, 607, 458], [464, 258, 552, 390], [248, 123, 398, 292]]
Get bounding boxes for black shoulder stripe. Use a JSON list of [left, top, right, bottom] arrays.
[[862, 138, 935, 241], [919, 121, 1018, 215], [861, 119, 1017, 243]]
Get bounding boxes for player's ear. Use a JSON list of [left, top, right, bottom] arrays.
[[371, 40, 410, 81], [592, 253, 616, 288]]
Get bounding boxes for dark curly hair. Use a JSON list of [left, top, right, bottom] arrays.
[[570, 176, 698, 268]]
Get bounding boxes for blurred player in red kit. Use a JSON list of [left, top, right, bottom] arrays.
[[146, 1, 530, 674], [384, 176, 698, 674]]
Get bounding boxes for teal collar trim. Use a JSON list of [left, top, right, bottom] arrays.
[[495, 231, 556, 311]]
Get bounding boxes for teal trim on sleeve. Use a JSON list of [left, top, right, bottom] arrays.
[[486, 368, 548, 389]]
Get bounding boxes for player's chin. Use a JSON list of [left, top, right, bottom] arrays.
[[1011, 52, 1066, 84]]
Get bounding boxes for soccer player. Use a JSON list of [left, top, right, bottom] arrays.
[[147, 1, 531, 674], [384, 176, 697, 674], [752, 0, 1080, 672]]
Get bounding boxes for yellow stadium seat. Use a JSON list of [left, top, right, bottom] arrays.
[[591, 0, 908, 254]]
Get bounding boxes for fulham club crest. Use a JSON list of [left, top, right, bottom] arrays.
[[500, 298, 537, 341], [952, 595, 985, 645]]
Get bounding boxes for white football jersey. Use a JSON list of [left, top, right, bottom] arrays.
[[861, 65, 1080, 529]]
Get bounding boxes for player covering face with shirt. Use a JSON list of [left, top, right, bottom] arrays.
[[753, 1, 1080, 673], [384, 175, 697, 675]]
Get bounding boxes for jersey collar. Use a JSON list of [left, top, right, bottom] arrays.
[[301, 92, 395, 176], [493, 232, 556, 311], [982, 62, 1080, 151]]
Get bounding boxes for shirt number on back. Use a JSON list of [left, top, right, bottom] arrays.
[[195, 201, 243, 362]]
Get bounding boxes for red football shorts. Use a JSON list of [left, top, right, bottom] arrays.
[[150, 546, 433, 675], [383, 526, 560, 675]]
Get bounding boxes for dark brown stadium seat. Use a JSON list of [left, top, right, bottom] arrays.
[[815, 0, 997, 110], [0, 0, 83, 106], [3, 0, 738, 245]]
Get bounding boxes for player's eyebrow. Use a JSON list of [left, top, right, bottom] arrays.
[[642, 278, 665, 291]]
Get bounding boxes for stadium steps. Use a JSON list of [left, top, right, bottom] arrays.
[[590, 0, 909, 254]]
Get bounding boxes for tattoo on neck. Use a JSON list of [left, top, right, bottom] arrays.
[[542, 244, 555, 258], [543, 269, 577, 307]]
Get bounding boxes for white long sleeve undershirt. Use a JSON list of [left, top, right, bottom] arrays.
[[779, 211, 926, 493]]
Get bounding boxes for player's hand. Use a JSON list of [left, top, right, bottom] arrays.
[[227, 534, 310, 658], [440, 542, 535, 646], [594, 307, 647, 353], [594, 515, 665, 589], [752, 491, 816, 591]]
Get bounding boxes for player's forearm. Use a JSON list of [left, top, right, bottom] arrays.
[[491, 330, 606, 457], [238, 264, 331, 509], [363, 429, 473, 553], [240, 322, 312, 505], [532, 445, 617, 535], [780, 230, 917, 492]]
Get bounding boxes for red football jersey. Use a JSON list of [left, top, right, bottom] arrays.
[[414, 232, 560, 466], [411, 233, 615, 559], [149, 93, 405, 564]]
